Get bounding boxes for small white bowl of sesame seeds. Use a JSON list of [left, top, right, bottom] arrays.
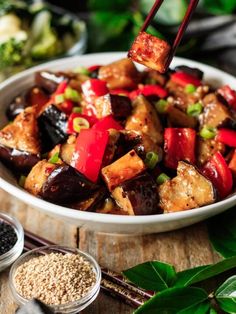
[[9, 245, 101, 313]]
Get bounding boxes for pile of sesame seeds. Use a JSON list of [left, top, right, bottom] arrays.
[[13, 252, 97, 305]]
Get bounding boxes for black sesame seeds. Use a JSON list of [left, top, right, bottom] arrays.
[[0, 220, 17, 255]]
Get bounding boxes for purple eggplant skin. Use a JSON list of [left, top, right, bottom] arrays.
[[6, 95, 27, 121], [0, 144, 40, 174], [109, 95, 132, 119], [112, 173, 162, 215], [40, 164, 99, 204], [174, 65, 203, 80], [35, 71, 68, 94], [37, 104, 68, 153]]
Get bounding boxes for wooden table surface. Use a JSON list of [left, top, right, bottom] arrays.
[[0, 188, 222, 314]]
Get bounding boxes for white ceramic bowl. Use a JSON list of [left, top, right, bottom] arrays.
[[0, 52, 236, 234]]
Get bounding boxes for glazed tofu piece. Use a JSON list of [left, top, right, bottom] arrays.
[[125, 95, 163, 145], [0, 106, 40, 154], [128, 32, 171, 73], [98, 58, 140, 90], [101, 149, 146, 191], [24, 160, 57, 196], [158, 161, 216, 213], [94, 94, 132, 119], [197, 137, 225, 166], [200, 93, 233, 128], [112, 173, 159, 215]]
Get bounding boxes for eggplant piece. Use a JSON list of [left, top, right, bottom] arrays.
[[41, 164, 98, 204], [166, 105, 197, 128], [101, 149, 146, 191], [158, 161, 216, 213], [197, 137, 225, 166], [0, 144, 40, 174], [143, 69, 167, 86], [6, 94, 27, 121], [200, 93, 233, 128], [60, 135, 76, 166], [37, 104, 68, 152], [174, 65, 203, 80], [112, 173, 160, 215], [128, 32, 171, 73], [35, 71, 68, 93], [94, 94, 132, 119], [125, 95, 163, 145], [103, 129, 120, 166], [98, 58, 140, 90], [0, 106, 40, 155]]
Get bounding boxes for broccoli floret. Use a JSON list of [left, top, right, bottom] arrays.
[[0, 37, 25, 69]]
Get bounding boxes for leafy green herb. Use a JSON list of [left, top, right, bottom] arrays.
[[134, 287, 208, 314], [208, 207, 236, 258], [215, 276, 236, 313], [48, 152, 59, 164], [123, 261, 177, 292], [203, 0, 236, 14]]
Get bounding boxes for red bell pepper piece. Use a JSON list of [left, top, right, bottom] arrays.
[[71, 129, 109, 182], [92, 115, 123, 132], [171, 72, 201, 87], [110, 89, 130, 97], [164, 128, 196, 169], [229, 149, 236, 177], [54, 80, 68, 96], [82, 104, 98, 117], [217, 129, 236, 147], [60, 100, 74, 115], [67, 113, 98, 134], [82, 79, 109, 103], [87, 65, 101, 72], [129, 84, 168, 100], [202, 152, 233, 199], [217, 85, 236, 110]]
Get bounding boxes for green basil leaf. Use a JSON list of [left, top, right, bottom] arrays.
[[203, 0, 236, 14], [140, 0, 187, 25], [123, 261, 177, 291], [209, 308, 218, 314], [178, 300, 211, 314], [175, 256, 236, 287], [215, 275, 236, 314], [208, 208, 236, 258], [134, 287, 208, 314]]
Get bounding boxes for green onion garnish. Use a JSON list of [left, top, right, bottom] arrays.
[[156, 173, 170, 185], [48, 152, 60, 164], [155, 99, 168, 114], [199, 126, 217, 139], [18, 175, 26, 187], [55, 94, 65, 104], [73, 117, 90, 133], [145, 152, 159, 169], [187, 102, 203, 117], [72, 106, 82, 113], [64, 87, 81, 102], [185, 84, 196, 94], [73, 66, 91, 76]]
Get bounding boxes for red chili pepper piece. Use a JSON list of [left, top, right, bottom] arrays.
[[72, 129, 109, 182], [217, 85, 236, 110], [217, 129, 236, 147], [202, 152, 233, 199], [92, 115, 123, 131], [87, 65, 101, 72], [129, 84, 168, 100], [67, 113, 98, 134], [82, 79, 109, 103], [171, 72, 201, 87], [54, 80, 68, 95], [110, 89, 130, 97], [164, 128, 196, 169], [60, 100, 74, 115]]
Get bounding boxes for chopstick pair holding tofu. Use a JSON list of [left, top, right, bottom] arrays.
[[128, 0, 199, 73]]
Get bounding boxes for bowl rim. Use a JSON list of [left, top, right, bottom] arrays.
[[0, 52, 236, 226]]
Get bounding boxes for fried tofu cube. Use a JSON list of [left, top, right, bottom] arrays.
[[128, 32, 171, 73], [101, 149, 146, 191]]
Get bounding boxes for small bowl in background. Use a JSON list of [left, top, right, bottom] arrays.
[[0, 213, 24, 272]]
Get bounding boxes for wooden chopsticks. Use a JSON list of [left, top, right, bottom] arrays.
[[23, 229, 153, 309], [141, 0, 200, 69]]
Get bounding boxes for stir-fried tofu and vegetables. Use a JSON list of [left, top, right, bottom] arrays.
[[1, 58, 236, 215]]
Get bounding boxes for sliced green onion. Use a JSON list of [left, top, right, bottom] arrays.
[[187, 102, 203, 117], [155, 99, 168, 114], [18, 175, 26, 187], [55, 94, 65, 104], [72, 106, 82, 113], [156, 173, 170, 185], [73, 117, 90, 133], [185, 84, 196, 94], [73, 66, 91, 76], [145, 152, 159, 169], [64, 87, 81, 102], [48, 152, 60, 164], [199, 126, 217, 139]]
